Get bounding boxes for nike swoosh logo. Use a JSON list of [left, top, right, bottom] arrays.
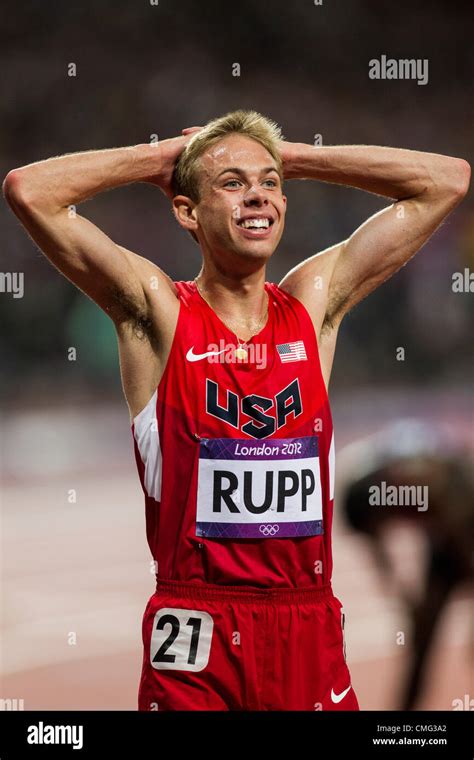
[[331, 685, 351, 704], [186, 346, 227, 362]]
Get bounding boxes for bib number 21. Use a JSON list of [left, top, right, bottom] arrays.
[[150, 608, 213, 671]]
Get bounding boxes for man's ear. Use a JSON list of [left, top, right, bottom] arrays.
[[172, 195, 199, 236]]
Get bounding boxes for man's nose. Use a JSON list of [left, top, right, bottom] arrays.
[[244, 185, 268, 205]]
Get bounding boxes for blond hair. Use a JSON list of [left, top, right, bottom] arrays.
[[172, 110, 284, 243]]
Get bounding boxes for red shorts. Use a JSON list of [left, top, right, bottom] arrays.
[[138, 578, 359, 711]]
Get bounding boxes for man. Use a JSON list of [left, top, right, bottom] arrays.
[[3, 110, 470, 711]]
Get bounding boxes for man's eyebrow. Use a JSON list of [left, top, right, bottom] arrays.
[[216, 166, 280, 179]]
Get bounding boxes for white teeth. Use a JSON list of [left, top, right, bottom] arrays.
[[240, 218, 270, 229]]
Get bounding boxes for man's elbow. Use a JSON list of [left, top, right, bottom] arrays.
[[3, 168, 43, 214], [444, 158, 471, 199], [3, 169, 30, 210]]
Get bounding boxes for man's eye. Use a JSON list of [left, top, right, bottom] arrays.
[[224, 178, 277, 189]]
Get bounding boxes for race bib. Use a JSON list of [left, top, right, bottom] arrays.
[[150, 608, 213, 671], [196, 436, 323, 538]]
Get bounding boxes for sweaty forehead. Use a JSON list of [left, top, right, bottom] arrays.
[[199, 135, 276, 179]]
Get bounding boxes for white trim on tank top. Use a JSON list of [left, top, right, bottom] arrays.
[[329, 430, 335, 501], [132, 388, 162, 502]]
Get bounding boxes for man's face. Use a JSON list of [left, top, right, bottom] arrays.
[[187, 134, 287, 263]]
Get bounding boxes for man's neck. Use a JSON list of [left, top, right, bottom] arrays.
[[194, 269, 269, 340]]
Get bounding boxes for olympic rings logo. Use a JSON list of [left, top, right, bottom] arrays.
[[259, 524, 280, 536]]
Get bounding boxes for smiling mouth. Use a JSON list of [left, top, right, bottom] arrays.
[[235, 216, 275, 236]]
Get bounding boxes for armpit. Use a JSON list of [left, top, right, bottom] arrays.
[[322, 288, 351, 333], [106, 285, 153, 341]]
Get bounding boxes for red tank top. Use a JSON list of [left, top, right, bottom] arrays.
[[132, 280, 335, 588]]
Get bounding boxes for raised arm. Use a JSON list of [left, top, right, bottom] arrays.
[[278, 143, 471, 334], [2, 133, 197, 324]]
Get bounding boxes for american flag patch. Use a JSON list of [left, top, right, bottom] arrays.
[[276, 340, 307, 363]]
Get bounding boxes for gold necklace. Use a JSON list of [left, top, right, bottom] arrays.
[[194, 277, 269, 361]]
